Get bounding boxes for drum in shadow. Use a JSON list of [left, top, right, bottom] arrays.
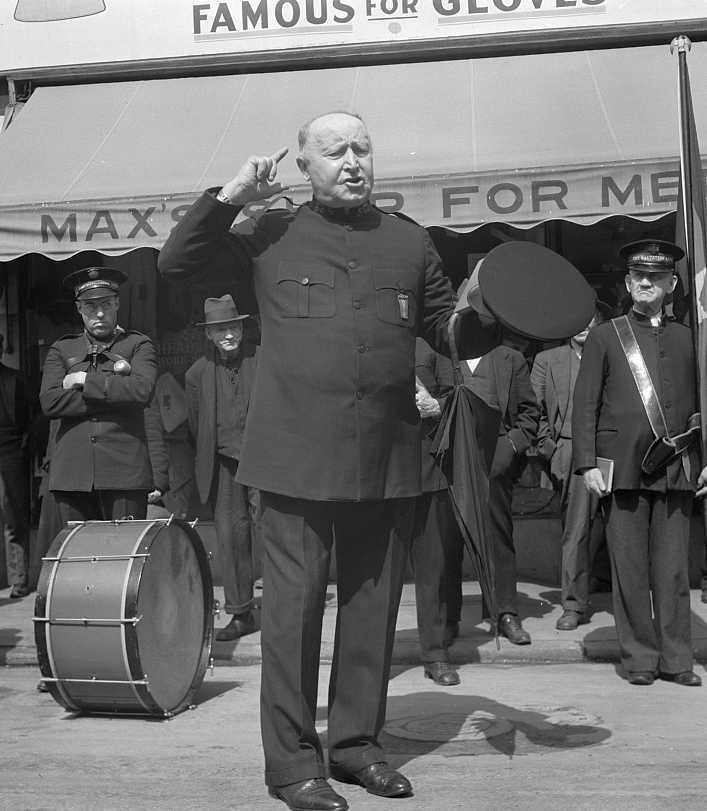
[[34, 518, 214, 717]]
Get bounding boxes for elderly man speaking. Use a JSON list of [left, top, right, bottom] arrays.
[[159, 111, 590, 811]]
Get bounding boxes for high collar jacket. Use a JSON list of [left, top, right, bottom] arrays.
[[572, 311, 697, 491], [39, 329, 157, 492], [159, 192, 500, 501]]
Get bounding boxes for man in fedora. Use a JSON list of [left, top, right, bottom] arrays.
[[186, 295, 260, 641], [574, 239, 707, 687], [40, 266, 157, 523]]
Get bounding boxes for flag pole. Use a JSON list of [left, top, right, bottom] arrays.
[[671, 35, 701, 398]]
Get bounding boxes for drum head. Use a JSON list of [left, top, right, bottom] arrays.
[[134, 522, 208, 713], [478, 242, 596, 341]]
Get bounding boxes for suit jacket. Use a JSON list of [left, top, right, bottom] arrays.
[[572, 311, 698, 491], [530, 344, 577, 484], [460, 345, 539, 475], [415, 338, 454, 493], [185, 343, 258, 504], [40, 329, 156, 492], [159, 192, 500, 501]]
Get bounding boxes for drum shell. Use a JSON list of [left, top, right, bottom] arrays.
[[34, 519, 213, 717]]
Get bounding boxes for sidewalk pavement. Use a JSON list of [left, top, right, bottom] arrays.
[[2, 579, 707, 669]]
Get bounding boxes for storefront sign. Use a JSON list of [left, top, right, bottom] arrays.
[[1, 0, 706, 75], [0, 157, 697, 259]]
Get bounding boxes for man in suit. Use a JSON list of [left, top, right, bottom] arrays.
[[185, 295, 259, 642], [0, 332, 30, 598], [460, 334, 539, 644], [159, 112, 505, 811], [574, 239, 706, 687], [410, 338, 462, 686], [531, 302, 609, 630], [39, 267, 157, 523]]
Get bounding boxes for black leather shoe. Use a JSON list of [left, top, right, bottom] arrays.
[[216, 611, 256, 641], [498, 613, 531, 645], [330, 762, 413, 798], [627, 671, 655, 686], [269, 778, 348, 811], [443, 621, 459, 647], [424, 661, 460, 686], [9, 584, 29, 599], [555, 609, 588, 631], [659, 671, 702, 687]]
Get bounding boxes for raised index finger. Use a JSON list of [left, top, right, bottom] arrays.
[[270, 146, 289, 164]]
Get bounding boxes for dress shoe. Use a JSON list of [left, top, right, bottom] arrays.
[[36, 681, 50, 693], [329, 762, 413, 798], [555, 609, 588, 631], [424, 661, 460, 686], [498, 613, 531, 645], [659, 671, 702, 687], [9, 584, 29, 599], [627, 671, 655, 686], [215, 611, 256, 641], [443, 621, 459, 647], [269, 778, 348, 811]]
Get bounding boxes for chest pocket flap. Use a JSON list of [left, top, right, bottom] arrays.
[[277, 263, 336, 318]]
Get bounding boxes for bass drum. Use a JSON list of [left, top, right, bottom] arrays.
[[34, 518, 214, 717]]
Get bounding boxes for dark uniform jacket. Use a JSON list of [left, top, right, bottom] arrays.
[[415, 338, 454, 494], [0, 361, 27, 459], [460, 345, 539, 470], [185, 343, 258, 504], [40, 329, 157, 492], [158, 192, 499, 501], [572, 310, 698, 491]]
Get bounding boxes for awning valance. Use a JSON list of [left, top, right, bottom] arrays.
[[1, 42, 706, 260]]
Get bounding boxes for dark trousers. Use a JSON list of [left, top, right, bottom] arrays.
[[603, 489, 693, 675], [54, 490, 147, 523], [259, 492, 413, 788], [560, 472, 600, 613], [210, 455, 257, 615], [488, 438, 522, 617], [410, 490, 463, 663], [0, 451, 29, 587]]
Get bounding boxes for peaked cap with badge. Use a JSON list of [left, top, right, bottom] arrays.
[[63, 266, 128, 300], [619, 239, 684, 273]]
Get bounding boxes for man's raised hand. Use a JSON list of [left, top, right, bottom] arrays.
[[218, 147, 290, 206]]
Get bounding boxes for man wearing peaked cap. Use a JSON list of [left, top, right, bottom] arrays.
[[573, 238, 707, 687], [39, 266, 157, 522], [185, 295, 260, 643]]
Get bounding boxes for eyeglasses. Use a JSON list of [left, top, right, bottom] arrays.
[[77, 297, 118, 314]]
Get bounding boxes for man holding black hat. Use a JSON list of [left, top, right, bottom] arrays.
[[573, 239, 707, 687], [39, 267, 157, 523], [158, 111, 596, 811], [185, 294, 259, 641]]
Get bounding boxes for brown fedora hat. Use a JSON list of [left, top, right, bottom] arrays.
[[196, 294, 250, 326]]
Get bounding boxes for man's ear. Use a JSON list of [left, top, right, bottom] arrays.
[[624, 274, 631, 294], [296, 155, 309, 180], [669, 274, 678, 294]]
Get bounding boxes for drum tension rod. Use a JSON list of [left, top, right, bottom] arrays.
[[33, 615, 143, 626], [41, 554, 151, 562], [38, 676, 150, 686]]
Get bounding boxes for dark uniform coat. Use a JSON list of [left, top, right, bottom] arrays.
[[40, 329, 157, 492], [185, 343, 258, 504], [572, 311, 698, 491], [158, 192, 498, 501]]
